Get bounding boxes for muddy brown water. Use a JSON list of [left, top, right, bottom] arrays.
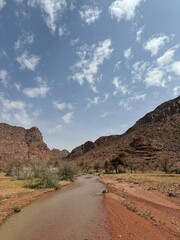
[[0, 175, 111, 240]]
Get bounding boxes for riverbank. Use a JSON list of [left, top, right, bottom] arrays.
[[101, 173, 180, 240], [0, 172, 70, 224]]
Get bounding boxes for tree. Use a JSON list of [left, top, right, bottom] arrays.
[[161, 159, 176, 173], [110, 153, 126, 173], [104, 160, 114, 174]]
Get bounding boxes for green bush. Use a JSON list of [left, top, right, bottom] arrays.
[[26, 163, 60, 189], [12, 205, 21, 213], [58, 163, 79, 181]]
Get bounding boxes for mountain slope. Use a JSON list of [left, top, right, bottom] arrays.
[[68, 96, 180, 170], [0, 123, 50, 165]]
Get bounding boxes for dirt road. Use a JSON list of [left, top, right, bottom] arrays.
[[0, 175, 111, 240]]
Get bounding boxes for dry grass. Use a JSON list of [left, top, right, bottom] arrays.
[[103, 172, 180, 195]]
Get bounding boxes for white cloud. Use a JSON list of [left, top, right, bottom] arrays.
[[157, 48, 175, 66], [131, 61, 149, 82], [87, 96, 100, 109], [23, 85, 49, 98], [53, 101, 73, 110], [173, 86, 180, 96], [62, 111, 73, 124], [70, 38, 79, 47], [171, 61, 180, 76], [113, 77, 129, 95], [28, 0, 67, 33], [124, 48, 132, 60], [144, 35, 171, 56], [59, 24, 69, 37], [71, 39, 113, 92], [103, 93, 110, 101], [16, 51, 40, 71], [14, 83, 21, 91], [101, 111, 113, 118], [119, 99, 131, 111], [132, 93, 146, 100], [23, 77, 49, 98], [79, 5, 101, 24], [0, 93, 32, 127], [144, 68, 166, 87], [0, 69, 9, 87], [136, 26, 144, 42], [109, 0, 143, 21], [0, 0, 6, 10], [15, 32, 34, 50], [114, 60, 121, 72]]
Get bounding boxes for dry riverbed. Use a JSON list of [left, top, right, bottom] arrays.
[[101, 173, 180, 240]]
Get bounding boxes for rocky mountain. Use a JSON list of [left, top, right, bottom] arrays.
[[0, 123, 50, 165], [50, 148, 69, 161], [68, 96, 180, 170]]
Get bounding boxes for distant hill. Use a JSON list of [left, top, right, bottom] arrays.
[[68, 96, 180, 170], [50, 148, 69, 161]]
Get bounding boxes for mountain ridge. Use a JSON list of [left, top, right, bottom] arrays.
[[68, 96, 180, 170]]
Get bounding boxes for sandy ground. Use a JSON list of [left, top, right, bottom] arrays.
[[101, 174, 180, 240]]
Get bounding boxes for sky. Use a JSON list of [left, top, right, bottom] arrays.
[[0, 0, 180, 151]]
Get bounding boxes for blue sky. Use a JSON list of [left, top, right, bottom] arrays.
[[0, 0, 180, 151]]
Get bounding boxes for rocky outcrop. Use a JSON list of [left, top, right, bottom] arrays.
[[68, 141, 94, 159], [50, 148, 69, 161], [0, 123, 50, 163], [127, 96, 180, 132], [68, 96, 180, 170]]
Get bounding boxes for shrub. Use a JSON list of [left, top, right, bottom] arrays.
[[26, 163, 60, 189], [12, 166, 34, 180], [161, 159, 176, 173], [12, 205, 21, 213], [58, 162, 79, 181]]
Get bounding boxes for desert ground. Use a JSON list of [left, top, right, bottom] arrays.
[[101, 173, 180, 240], [0, 172, 179, 240]]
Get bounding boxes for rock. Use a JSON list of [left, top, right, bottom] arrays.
[[168, 192, 177, 197], [0, 123, 50, 166], [68, 141, 94, 159], [50, 148, 69, 161], [102, 190, 107, 194]]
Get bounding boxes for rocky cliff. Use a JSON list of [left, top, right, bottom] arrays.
[[0, 123, 50, 164], [68, 96, 180, 170]]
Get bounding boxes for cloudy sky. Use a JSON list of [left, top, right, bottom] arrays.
[[0, 0, 180, 151]]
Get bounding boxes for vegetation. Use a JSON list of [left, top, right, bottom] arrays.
[[161, 158, 176, 173], [25, 163, 59, 189], [103, 172, 180, 195], [58, 162, 79, 181], [104, 153, 127, 173], [12, 205, 21, 213]]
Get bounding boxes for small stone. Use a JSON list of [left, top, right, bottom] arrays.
[[168, 192, 177, 197], [102, 190, 107, 194]]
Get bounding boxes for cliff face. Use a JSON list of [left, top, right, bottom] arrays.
[[0, 123, 50, 163], [68, 96, 180, 170]]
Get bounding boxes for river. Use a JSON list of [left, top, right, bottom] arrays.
[[0, 175, 111, 240]]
